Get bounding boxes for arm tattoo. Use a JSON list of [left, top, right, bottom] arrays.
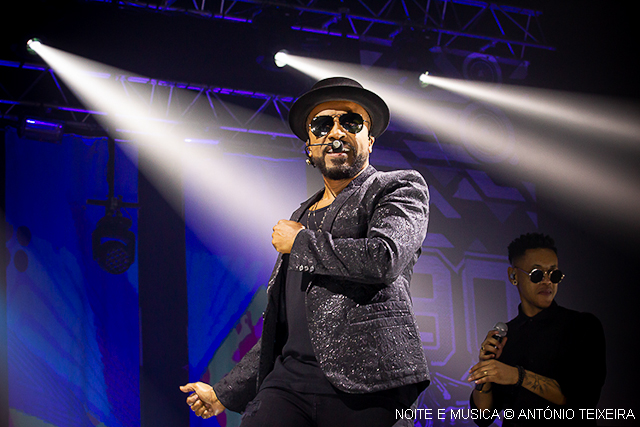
[[521, 369, 567, 405], [524, 371, 560, 394]]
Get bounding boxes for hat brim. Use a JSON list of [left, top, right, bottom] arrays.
[[288, 85, 390, 141]]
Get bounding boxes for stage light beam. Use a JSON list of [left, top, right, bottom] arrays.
[[417, 72, 640, 145], [27, 41, 305, 260], [276, 54, 640, 237], [27, 44, 640, 242]]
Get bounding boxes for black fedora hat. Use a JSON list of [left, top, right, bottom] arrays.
[[288, 77, 390, 141]]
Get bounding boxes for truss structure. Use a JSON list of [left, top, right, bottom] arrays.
[[0, 55, 517, 173], [1, 0, 554, 156], [0, 59, 303, 153], [95, 0, 553, 59]]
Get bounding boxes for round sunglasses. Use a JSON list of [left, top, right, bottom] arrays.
[[308, 112, 368, 138], [515, 267, 565, 284]]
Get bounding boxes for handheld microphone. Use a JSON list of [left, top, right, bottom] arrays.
[[492, 322, 508, 342], [475, 321, 508, 390]]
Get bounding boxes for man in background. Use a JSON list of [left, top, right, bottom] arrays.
[[469, 232, 606, 426]]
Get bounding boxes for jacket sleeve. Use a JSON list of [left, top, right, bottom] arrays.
[[288, 170, 429, 285], [211, 338, 261, 413], [469, 391, 501, 427]]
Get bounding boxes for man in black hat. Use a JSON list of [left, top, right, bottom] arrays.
[[181, 77, 431, 426]]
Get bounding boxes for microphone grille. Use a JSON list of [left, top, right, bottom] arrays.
[[493, 321, 508, 337]]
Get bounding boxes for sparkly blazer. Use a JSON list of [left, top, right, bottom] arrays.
[[213, 165, 431, 412]]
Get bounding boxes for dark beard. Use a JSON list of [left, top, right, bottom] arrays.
[[314, 148, 367, 180]]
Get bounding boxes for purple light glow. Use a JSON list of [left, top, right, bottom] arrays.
[[58, 106, 107, 115], [127, 77, 150, 84], [25, 118, 62, 129], [221, 16, 251, 23], [23, 64, 48, 71], [0, 60, 21, 68]]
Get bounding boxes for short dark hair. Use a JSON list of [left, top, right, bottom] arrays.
[[508, 233, 557, 265]]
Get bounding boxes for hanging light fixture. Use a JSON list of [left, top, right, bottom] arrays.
[[88, 138, 139, 274]]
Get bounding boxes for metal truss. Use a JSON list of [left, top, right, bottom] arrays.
[[0, 59, 303, 154], [1, 0, 556, 144], [0, 57, 524, 174], [2, 0, 555, 157], [88, 0, 553, 60]]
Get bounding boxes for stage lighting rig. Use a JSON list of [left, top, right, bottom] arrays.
[[462, 53, 502, 83], [88, 138, 139, 274], [19, 117, 64, 143], [91, 213, 136, 275], [274, 50, 289, 68], [418, 72, 430, 87], [26, 38, 42, 54]]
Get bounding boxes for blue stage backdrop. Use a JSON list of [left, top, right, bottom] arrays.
[[5, 128, 140, 427]]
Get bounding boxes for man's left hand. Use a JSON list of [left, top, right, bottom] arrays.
[[272, 220, 305, 254], [180, 382, 226, 419]]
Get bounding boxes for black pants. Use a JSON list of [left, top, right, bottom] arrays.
[[239, 387, 408, 427]]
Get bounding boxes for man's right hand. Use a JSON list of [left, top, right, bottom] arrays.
[[180, 382, 226, 419], [479, 330, 507, 361]]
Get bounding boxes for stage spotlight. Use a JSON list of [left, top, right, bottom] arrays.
[[26, 38, 42, 53], [419, 72, 430, 87], [462, 53, 502, 83], [274, 50, 289, 68], [19, 117, 64, 143], [92, 214, 136, 275], [88, 138, 139, 275]]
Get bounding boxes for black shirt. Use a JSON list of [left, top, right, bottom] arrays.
[[260, 206, 334, 393], [470, 301, 606, 426]]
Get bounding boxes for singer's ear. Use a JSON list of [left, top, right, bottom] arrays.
[[304, 141, 315, 167], [368, 135, 375, 153]]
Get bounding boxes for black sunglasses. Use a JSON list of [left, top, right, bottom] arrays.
[[308, 113, 368, 138], [515, 267, 565, 284]]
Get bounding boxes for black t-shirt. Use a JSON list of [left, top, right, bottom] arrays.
[[260, 206, 334, 393]]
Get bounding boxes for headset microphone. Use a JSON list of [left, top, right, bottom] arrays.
[[305, 140, 345, 166], [308, 140, 344, 151]]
